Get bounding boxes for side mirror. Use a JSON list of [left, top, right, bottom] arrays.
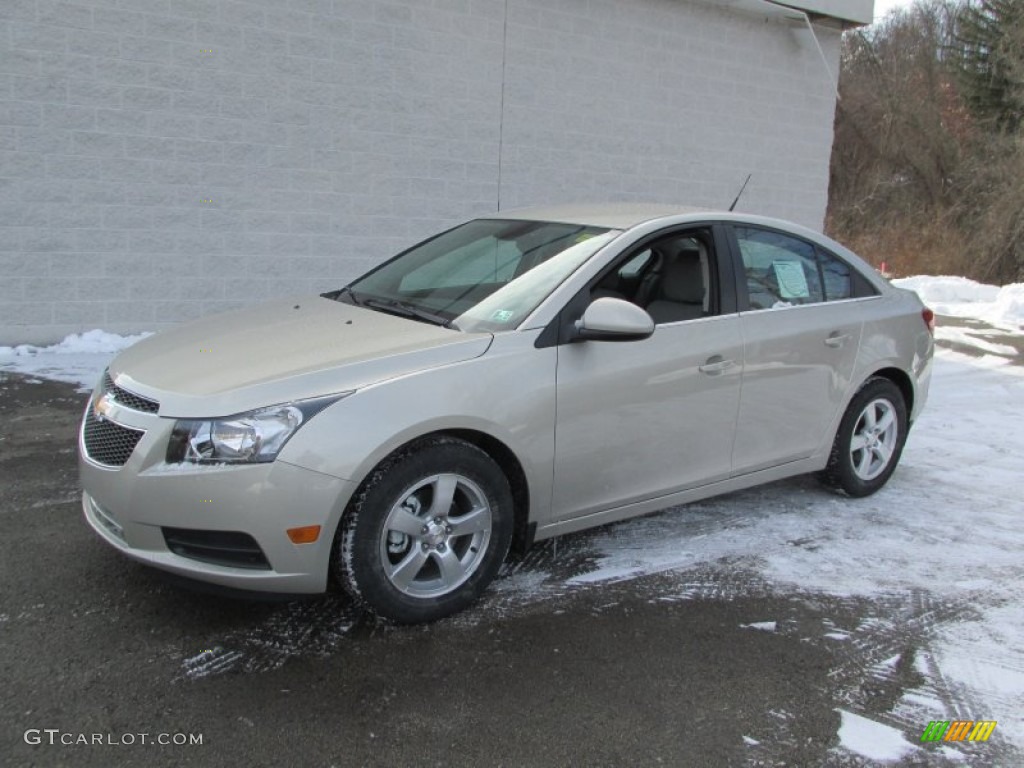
[[574, 297, 655, 342]]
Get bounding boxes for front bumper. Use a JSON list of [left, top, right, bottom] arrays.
[[78, 401, 355, 594]]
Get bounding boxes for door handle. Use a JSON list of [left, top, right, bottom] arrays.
[[699, 356, 735, 375], [824, 332, 851, 348]]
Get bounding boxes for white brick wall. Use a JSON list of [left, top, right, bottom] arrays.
[[0, 0, 842, 344]]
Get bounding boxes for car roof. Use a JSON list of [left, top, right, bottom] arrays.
[[488, 203, 715, 230], [486, 202, 891, 296]]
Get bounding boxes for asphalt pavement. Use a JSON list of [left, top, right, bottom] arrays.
[[0, 373, 1011, 768]]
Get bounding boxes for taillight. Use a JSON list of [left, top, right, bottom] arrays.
[[922, 307, 935, 334]]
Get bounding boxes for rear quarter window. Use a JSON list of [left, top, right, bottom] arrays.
[[818, 248, 851, 301]]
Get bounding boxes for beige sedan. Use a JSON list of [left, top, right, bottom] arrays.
[[79, 204, 934, 623]]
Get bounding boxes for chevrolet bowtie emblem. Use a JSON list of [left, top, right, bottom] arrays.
[[93, 393, 115, 421]]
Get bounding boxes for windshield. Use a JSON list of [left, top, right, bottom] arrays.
[[340, 219, 618, 332]]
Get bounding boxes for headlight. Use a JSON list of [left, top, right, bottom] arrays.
[[166, 394, 347, 465]]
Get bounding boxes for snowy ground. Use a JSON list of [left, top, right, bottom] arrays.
[[563, 345, 1024, 759], [2, 275, 1022, 764], [0, 329, 151, 392], [892, 275, 1024, 332]]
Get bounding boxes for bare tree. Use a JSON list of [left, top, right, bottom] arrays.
[[827, 0, 1024, 281], [828, 1, 971, 276]]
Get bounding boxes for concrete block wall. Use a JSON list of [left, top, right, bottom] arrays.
[[0, 0, 841, 344], [499, 0, 842, 222]]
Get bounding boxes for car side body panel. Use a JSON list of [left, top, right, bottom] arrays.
[[278, 330, 559, 528], [537, 288, 932, 543], [732, 301, 865, 474], [552, 314, 744, 520], [847, 289, 933, 421], [533, 454, 829, 540]]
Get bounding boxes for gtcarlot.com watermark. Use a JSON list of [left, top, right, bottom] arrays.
[[24, 729, 203, 746]]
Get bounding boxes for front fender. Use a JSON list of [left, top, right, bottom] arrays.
[[278, 331, 557, 527]]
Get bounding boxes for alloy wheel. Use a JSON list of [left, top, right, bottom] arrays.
[[378, 473, 493, 598], [849, 398, 899, 481]]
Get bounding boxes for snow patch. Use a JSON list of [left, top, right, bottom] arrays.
[[740, 621, 776, 632], [893, 275, 1024, 330], [835, 709, 917, 762], [988, 282, 1024, 330], [892, 275, 999, 305], [935, 325, 1017, 356], [901, 692, 944, 711], [0, 330, 150, 391], [938, 745, 967, 762], [823, 631, 851, 641]]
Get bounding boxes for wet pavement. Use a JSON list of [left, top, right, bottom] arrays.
[[0, 373, 1019, 767]]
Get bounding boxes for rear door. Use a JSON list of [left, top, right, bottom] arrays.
[[728, 225, 865, 474], [551, 225, 744, 520]]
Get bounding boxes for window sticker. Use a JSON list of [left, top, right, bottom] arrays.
[[490, 309, 515, 322], [574, 233, 595, 243], [771, 260, 811, 299]]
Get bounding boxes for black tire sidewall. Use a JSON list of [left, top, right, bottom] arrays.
[[828, 378, 909, 497], [336, 437, 514, 623]]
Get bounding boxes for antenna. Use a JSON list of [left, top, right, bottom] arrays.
[[728, 174, 752, 212]]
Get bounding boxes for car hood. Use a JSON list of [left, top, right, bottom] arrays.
[[108, 296, 492, 418]]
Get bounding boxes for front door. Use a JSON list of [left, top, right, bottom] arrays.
[[551, 227, 743, 521]]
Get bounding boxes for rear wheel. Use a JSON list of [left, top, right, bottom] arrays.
[[819, 377, 908, 497], [334, 436, 514, 623]]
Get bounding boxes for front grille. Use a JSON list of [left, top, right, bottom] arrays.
[[103, 371, 159, 414], [162, 528, 271, 570], [83, 410, 145, 467]]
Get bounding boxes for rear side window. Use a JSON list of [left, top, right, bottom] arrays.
[[734, 227, 856, 309], [819, 249, 851, 300]]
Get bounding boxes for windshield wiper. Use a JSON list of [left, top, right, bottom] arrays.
[[358, 296, 452, 328]]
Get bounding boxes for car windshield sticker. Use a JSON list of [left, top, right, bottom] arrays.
[[772, 260, 811, 299], [574, 233, 595, 243], [490, 309, 515, 322]]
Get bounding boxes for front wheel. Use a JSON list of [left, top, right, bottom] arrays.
[[819, 377, 908, 497], [334, 437, 514, 623]]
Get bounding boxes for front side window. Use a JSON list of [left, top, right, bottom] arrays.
[[590, 228, 717, 325], [342, 219, 618, 332], [617, 249, 654, 279], [735, 227, 856, 310]]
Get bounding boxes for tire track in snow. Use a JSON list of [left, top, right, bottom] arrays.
[[176, 594, 363, 681], [172, 502, 1020, 766], [796, 589, 1020, 767]]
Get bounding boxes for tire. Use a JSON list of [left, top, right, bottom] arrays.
[[819, 377, 908, 497], [334, 436, 514, 623]]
